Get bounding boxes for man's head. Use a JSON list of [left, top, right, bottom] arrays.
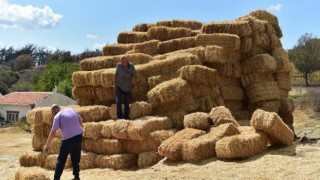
[[120, 55, 128, 67], [51, 104, 61, 116]]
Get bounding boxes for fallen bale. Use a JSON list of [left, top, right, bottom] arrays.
[[15, 167, 50, 180], [138, 151, 162, 168], [183, 112, 212, 130], [209, 106, 240, 127]]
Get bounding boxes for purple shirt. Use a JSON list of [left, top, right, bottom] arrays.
[[52, 108, 83, 140]]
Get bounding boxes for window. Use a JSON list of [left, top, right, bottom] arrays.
[[7, 111, 19, 123]]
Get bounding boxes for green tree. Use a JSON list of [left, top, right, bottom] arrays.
[[34, 61, 79, 97], [289, 33, 320, 86]]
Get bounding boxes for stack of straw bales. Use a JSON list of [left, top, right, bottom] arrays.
[[18, 10, 296, 176]]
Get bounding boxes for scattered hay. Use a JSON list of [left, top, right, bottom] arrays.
[[195, 33, 241, 50], [215, 130, 268, 158], [183, 112, 212, 130], [138, 151, 162, 168], [205, 45, 242, 63], [202, 20, 253, 37], [251, 109, 294, 146], [95, 154, 137, 170], [147, 26, 192, 41], [158, 128, 205, 161], [182, 123, 240, 161], [15, 167, 50, 180], [117, 31, 149, 44], [209, 106, 240, 127]]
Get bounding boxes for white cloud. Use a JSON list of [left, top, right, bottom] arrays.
[[0, 0, 63, 29], [47, 45, 58, 52], [86, 34, 98, 39], [268, 3, 283, 11], [93, 43, 106, 50]]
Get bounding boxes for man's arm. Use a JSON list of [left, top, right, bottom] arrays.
[[43, 129, 57, 152]]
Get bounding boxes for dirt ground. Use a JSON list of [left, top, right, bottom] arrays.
[[1, 109, 320, 180]]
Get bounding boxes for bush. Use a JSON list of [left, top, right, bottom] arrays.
[[15, 54, 33, 71]]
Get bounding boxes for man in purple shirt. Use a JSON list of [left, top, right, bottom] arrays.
[[43, 104, 83, 180]]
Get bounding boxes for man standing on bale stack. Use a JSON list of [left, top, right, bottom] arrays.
[[114, 55, 137, 120], [43, 104, 83, 180]]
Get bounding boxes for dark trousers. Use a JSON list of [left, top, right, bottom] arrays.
[[54, 134, 82, 180], [116, 86, 132, 119]]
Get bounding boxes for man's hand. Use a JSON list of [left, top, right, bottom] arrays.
[[43, 144, 48, 152]]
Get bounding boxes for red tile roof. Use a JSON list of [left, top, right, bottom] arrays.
[[0, 92, 52, 106]]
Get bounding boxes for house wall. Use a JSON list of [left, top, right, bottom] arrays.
[[0, 105, 31, 121], [35, 93, 76, 108]]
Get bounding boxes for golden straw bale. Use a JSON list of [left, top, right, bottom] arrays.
[[132, 23, 156, 32], [76, 98, 95, 106], [47, 137, 61, 154], [94, 139, 122, 155], [252, 32, 270, 49], [112, 116, 173, 140], [156, 20, 172, 27], [205, 45, 242, 63], [117, 31, 149, 44], [278, 111, 294, 131], [251, 109, 294, 146], [275, 72, 292, 91], [240, 37, 252, 52], [95, 154, 137, 170], [171, 20, 203, 30], [248, 10, 282, 37], [41, 108, 54, 126], [148, 129, 178, 149], [20, 151, 48, 167], [237, 15, 267, 33], [100, 68, 116, 88], [109, 104, 118, 120], [32, 134, 46, 151], [251, 43, 269, 56], [215, 130, 268, 159], [269, 34, 282, 48], [75, 105, 110, 122], [218, 77, 242, 86], [158, 37, 196, 54], [133, 40, 160, 55], [72, 71, 89, 87], [232, 111, 252, 121], [147, 75, 172, 89], [100, 120, 116, 139], [147, 78, 191, 107], [182, 123, 240, 161], [245, 81, 280, 103], [147, 26, 192, 41], [102, 44, 134, 56], [44, 154, 72, 170], [32, 124, 51, 137], [204, 62, 235, 78], [279, 98, 295, 113], [238, 126, 255, 133], [158, 128, 206, 161], [195, 33, 241, 50], [209, 106, 240, 127], [178, 65, 219, 86], [121, 139, 153, 155], [249, 100, 280, 113], [72, 86, 96, 100], [224, 101, 247, 111], [279, 89, 289, 98], [190, 84, 220, 98], [241, 54, 277, 74], [183, 112, 212, 130], [271, 47, 292, 72], [80, 152, 97, 169], [15, 167, 50, 180], [166, 111, 186, 130], [138, 151, 162, 168], [220, 85, 246, 101], [202, 20, 252, 37], [196, 96, 217, 112], [95, 86, 115, 102], [82, 138, 95, 152], [155, 46, 206, 63], [83, 122, 103, 139], [27, 107, 50, 125], [241, 72, 275, 87], [129, 101, 152, 119]]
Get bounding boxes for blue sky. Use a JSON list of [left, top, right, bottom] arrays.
[[0, 0, 319, 54]]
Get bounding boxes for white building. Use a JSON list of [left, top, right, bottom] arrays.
[[0, 91, 76, 123]]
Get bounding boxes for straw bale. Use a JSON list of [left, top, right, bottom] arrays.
[[129, 101, 152, 119], [245, 81, 280, 103], [209, 106, 240, 127], [138, 151, 162, 168], [112, 116, 173, 140], [240, 37, 252, 52], [20, 152, 48, 167], [190, 84, 220, 98], [94, 139, 122, 155], [95, 86, 115, 102], [248, 10, 282, 37], [251, 43, 269, 56], [182, 123, 240, 161], [215, 130, 268, 159], [75, 105, 110, 122], [271, 47, 292, 72], [253, 32, 270, 49], [32, 124, 51, 136], [224, 101, 247, 111], [41, 108, 54, 125], [183, 112, 212, 130], [32, 134, 46, 151], [27, 107, 49, 125], [269, 34, 282, 48], [83, 122, 103, 139], [148, 75, 172, 89], [121, 139, 153, 155], [117, 32, 148, 44], [100, 68, 116, 88], [44, 154, 72, 170], [195, 33, 241, 50], [79, 152, 97, 169], [47, 137, 61, 154], [76, 98, 95, 106], [178, 65, 219, 86], [220, 85, 246, 101], [279, 98, 295, 113], [237, 16, 267, 33], [191, 30, 201, 36], [166, 111, 186, 130], [158, 37, 196, 54], [275, 72, 292, 90], [95, 154, 137, 170], [241, 72, 275, 87], [204, 62, 236, 78], [241, 54, 277, 74], [132, 23, 156, 32], [82, 138, 95, 152], [202, 20, 252, 37], [72, 71, 89, 86], [278, 111, 294, 131], [156, 20, 172, 27], [109, 104, 118, 120], [147, 78, 191, 107], [205, 45, 242, 63], [218, 77, 242, 86], [154, 46, 205, 63], [15, 167, 50, 180], [279, 89, 289, 98], [72, 86, 96, 100], [249, 100, 280, 113], [100, 120, 116, 138], [148, 129, 178, 149], [133, 40, 159, 55], [171, 20, 203, 30], [103, 44, 134, 56], [251, 109, 294, 145], [196, 96, 217, 112], [147, 26, 192, 41], [238, 126, 255, 133], [232, 111, 252, 121], [158, 128, 206, 161]]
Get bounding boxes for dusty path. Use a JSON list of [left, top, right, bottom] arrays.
[[1, 110, 320, 180]]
